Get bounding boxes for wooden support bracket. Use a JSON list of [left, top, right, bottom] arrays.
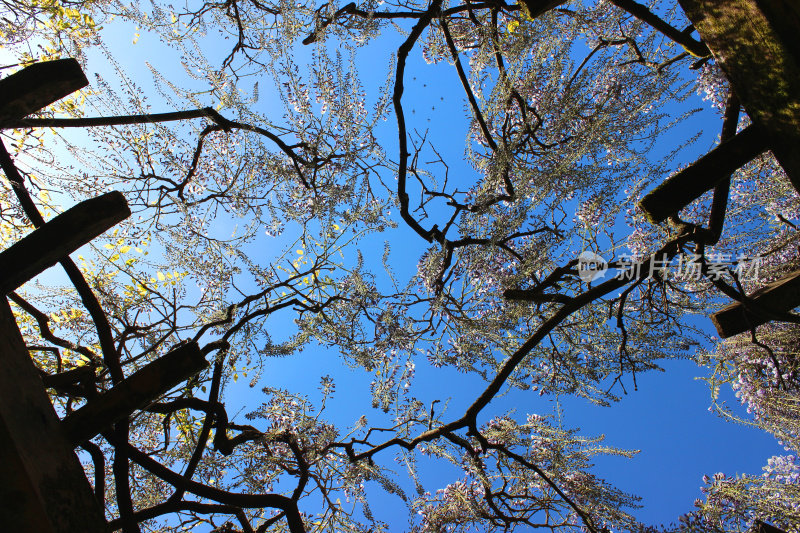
[[638, 124, 767, 223], [0, 191, 130, 295], [0, 299, 107, 532], [710, 269, 800, 338], [62, 341, 207, 446], [0, 59, 88, 124]]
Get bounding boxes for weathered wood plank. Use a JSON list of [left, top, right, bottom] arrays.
[[678, 0, 800, 192], [638, 124, 767, 223], [0, 191, 130, 295], [0, 59, 88, 123], [62, 341, 207, 446], [0, 298, 107, 531], [710, 269, 800, 338]]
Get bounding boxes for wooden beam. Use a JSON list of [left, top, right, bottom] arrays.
[[0, 59, 88, 124], [62, 341, 207, 446], [0, 191, 130, 295], [678, 0, 800, 192], [638, 124, 767, 223], [755, 521, 788, 533], [710, 269, 800, 338], [0, 299, 107, 532]]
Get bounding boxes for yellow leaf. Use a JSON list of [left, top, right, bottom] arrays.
[[104, 244, 114, 249], [157, 272, 165, 281]]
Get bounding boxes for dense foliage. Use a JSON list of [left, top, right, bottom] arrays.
[[1, 0, 799, 531]]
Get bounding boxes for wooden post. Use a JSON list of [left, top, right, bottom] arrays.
[[639, 124, 767, 223], [0, 59, 88, 124], [0, 191, 130, 295], [0, 299, 107, 531], [62, 342, 208, 446], [678, 0, 800, 192], [0, 56, 108, 531], [710, 269, 800, 338]]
